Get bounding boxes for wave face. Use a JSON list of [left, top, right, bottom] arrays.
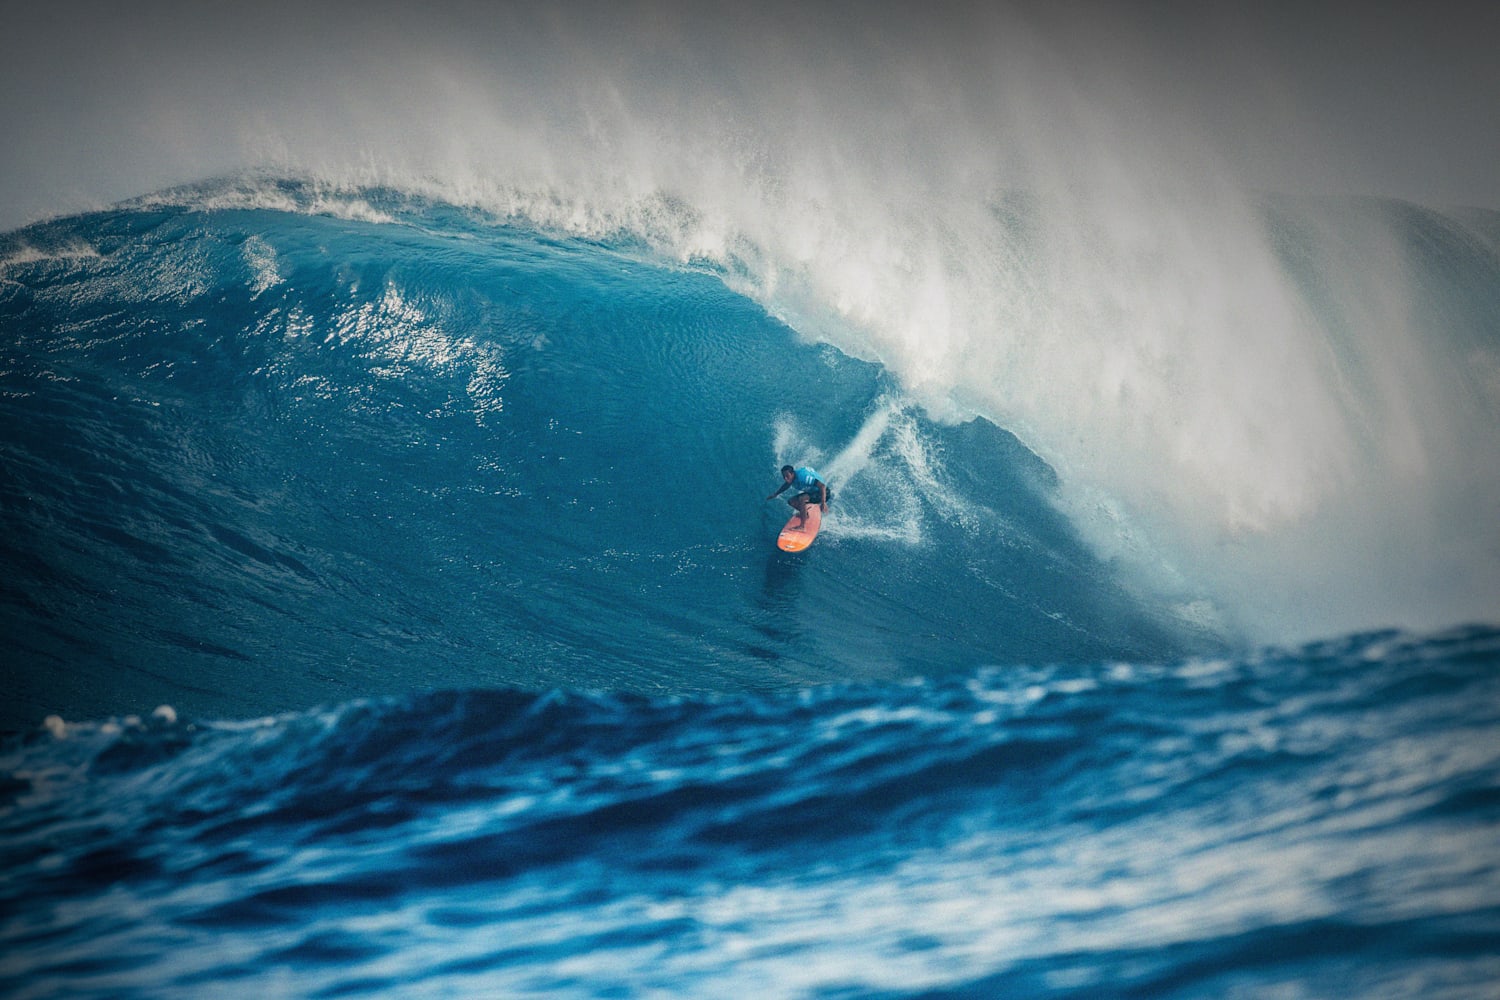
[[0, 188, 1204, 728], [4, 627, 1499, 998]]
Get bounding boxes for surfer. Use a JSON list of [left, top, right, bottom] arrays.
[[767, 465, 831, 528]]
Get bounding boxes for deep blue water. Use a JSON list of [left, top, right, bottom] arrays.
[[2, 183, 1498, 997]]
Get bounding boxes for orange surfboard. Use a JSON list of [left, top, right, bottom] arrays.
[[776, 504, 823, 552]]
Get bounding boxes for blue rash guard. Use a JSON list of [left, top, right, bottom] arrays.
[[790, 467, 824, 495], [773, 466, 832, 504]]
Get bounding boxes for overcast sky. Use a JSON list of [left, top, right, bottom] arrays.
[[3, 0, 1499, 231]]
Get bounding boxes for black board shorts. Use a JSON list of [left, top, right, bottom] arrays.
[[793, 487, 832, 503]]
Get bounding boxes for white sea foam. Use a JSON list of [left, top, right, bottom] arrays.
[[242, 235, 281, 296]]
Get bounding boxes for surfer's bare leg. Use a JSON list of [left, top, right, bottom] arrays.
[[790, 495, 809, 527]]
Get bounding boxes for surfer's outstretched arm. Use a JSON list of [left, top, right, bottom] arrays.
[[768, 466, 795, 500]]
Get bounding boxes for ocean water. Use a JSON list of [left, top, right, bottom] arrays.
[[2, 181, 1499, 997]]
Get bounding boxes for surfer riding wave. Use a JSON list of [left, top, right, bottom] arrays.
[[768, 465, 831, 528]]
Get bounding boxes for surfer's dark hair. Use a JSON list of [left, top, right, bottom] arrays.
[[781, 465, 795, 475]]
